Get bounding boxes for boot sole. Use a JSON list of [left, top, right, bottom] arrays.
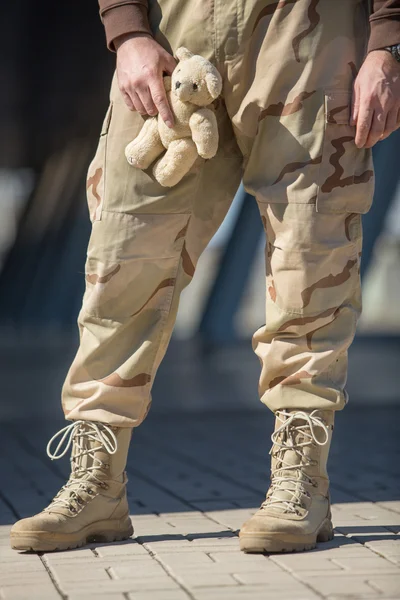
[[10, 517, 134, 553], [239, 518, 334, 554]]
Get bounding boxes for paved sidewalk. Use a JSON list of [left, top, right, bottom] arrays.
[[0, 408, 399, 600]]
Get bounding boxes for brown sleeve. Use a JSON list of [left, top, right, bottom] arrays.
[[369, 1, 400, 52], [98, 0, 152, 51]]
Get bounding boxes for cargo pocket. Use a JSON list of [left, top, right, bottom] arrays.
[[316, 90, 374, 214], [86, 103, 113, 222]]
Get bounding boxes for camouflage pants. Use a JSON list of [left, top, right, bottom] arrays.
[[62, 0, 374, 427]]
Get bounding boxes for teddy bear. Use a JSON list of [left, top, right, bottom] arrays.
[[125, 47, 222, 187]]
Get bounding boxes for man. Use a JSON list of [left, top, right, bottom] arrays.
[[11, 0, 400, 554]]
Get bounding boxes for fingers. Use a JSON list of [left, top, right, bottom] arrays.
[[121, 87, 147, 116], [130, 90, 147, 116], [351, 50, 400, 147], [380, 108, 399, 141], [350, 84, 359, 126], [364, 109, 386, 148], [121, 90, 135, 111], [355, 106, 374, 148], [163, 53, 177, 75], [119, 72, 174, 127], [116, 38, 177, 124], [136, 84, 158, 117], [149, 77, 174, 127]]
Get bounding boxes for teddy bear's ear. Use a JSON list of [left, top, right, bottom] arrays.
[[176, 47, 194, 61], [205, 71, 222, 100]]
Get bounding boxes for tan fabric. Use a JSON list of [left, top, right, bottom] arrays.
[[97, 0, 400, 52], [63, 0, 374, 427]]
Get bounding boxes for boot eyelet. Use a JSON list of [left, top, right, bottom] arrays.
[[69, 506, 76, 513], [87, 489, 94, 495]]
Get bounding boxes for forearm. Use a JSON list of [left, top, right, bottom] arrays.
[[98, 0, 153, 51]]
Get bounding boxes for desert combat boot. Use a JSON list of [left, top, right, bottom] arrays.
[[10, 421, 133, 552], [240, 410, 334, 553]]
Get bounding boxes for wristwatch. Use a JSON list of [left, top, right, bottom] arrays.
[[384, 44, 400, 63]]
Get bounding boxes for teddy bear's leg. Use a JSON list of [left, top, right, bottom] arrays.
[[125, 117, 164, 170], [153, 138, 198, 187]]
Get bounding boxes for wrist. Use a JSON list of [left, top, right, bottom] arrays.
[[370, 45, 400, 64], [114, 32, 153, 52], [368, 48, 400, 67]]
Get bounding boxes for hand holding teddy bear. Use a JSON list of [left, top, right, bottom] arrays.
[[125, 47, 222, 187]]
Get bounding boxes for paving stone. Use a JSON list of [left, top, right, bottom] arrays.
[[377, 501, 400, 515], [331, 555, 400, 573], [149, 543, 240, 554], [0, 546, 39, 560], [209, 551, 272, 563], [43, 548, 96, 560], [367, 574, 400, 595], [311, 543, 378, 558], [232, 571, 302, 585], [271, 554, 344, 572], [110, 562, 170, 579], [154, 551, 214, 565], [140, 539, 192, 550], [326, 597, 391, 600], [202, 511, 256, 531], [191, 585, 320, 599], [0, 560, 49, 572], [170, 560, 283, 576], [187, 536, 238, 546], [69, 595, 126, 600], [127, 592, 189, 600], [50, 565, 112, 582], [0, 572, 51, 585], [94, 541, 149, 557], [298, 574, 380, 596], [0, 584, 60, 599], [59, 577, 180, 593], [179, 572, 239, 588]]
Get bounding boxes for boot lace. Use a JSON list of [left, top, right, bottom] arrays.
[[262, 410, 329, 515], [44, 421, 117, 514]]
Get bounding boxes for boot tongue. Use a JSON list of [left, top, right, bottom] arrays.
[[71, 425, 108, 482], [268, 418, 309, 510]]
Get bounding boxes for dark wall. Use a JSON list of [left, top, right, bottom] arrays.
[[0, 1, 115, 326], [0, 0, 114, 169]]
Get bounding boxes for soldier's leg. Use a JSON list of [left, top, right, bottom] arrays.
[[11, 56, 243, 551], [63, 74, 243, 427], [223, 0, 373, 551]]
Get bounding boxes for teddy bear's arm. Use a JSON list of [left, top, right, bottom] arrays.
[[189, 108, 219, 160]]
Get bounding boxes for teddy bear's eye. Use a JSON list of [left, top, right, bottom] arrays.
[[192, 83, 198, 91]]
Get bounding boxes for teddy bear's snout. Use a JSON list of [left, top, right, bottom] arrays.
[[174, 81, 193, 102]]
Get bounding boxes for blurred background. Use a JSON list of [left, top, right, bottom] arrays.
[[0, 0, 399, 423]]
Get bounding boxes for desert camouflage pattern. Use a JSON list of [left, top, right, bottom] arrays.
[[63, 0, 373, 426]]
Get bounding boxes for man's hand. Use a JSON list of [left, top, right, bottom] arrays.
[[351, 50, 400, 148], [115, 33, 177, 127]]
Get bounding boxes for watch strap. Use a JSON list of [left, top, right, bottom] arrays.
[[384, 44, 400, 63]]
